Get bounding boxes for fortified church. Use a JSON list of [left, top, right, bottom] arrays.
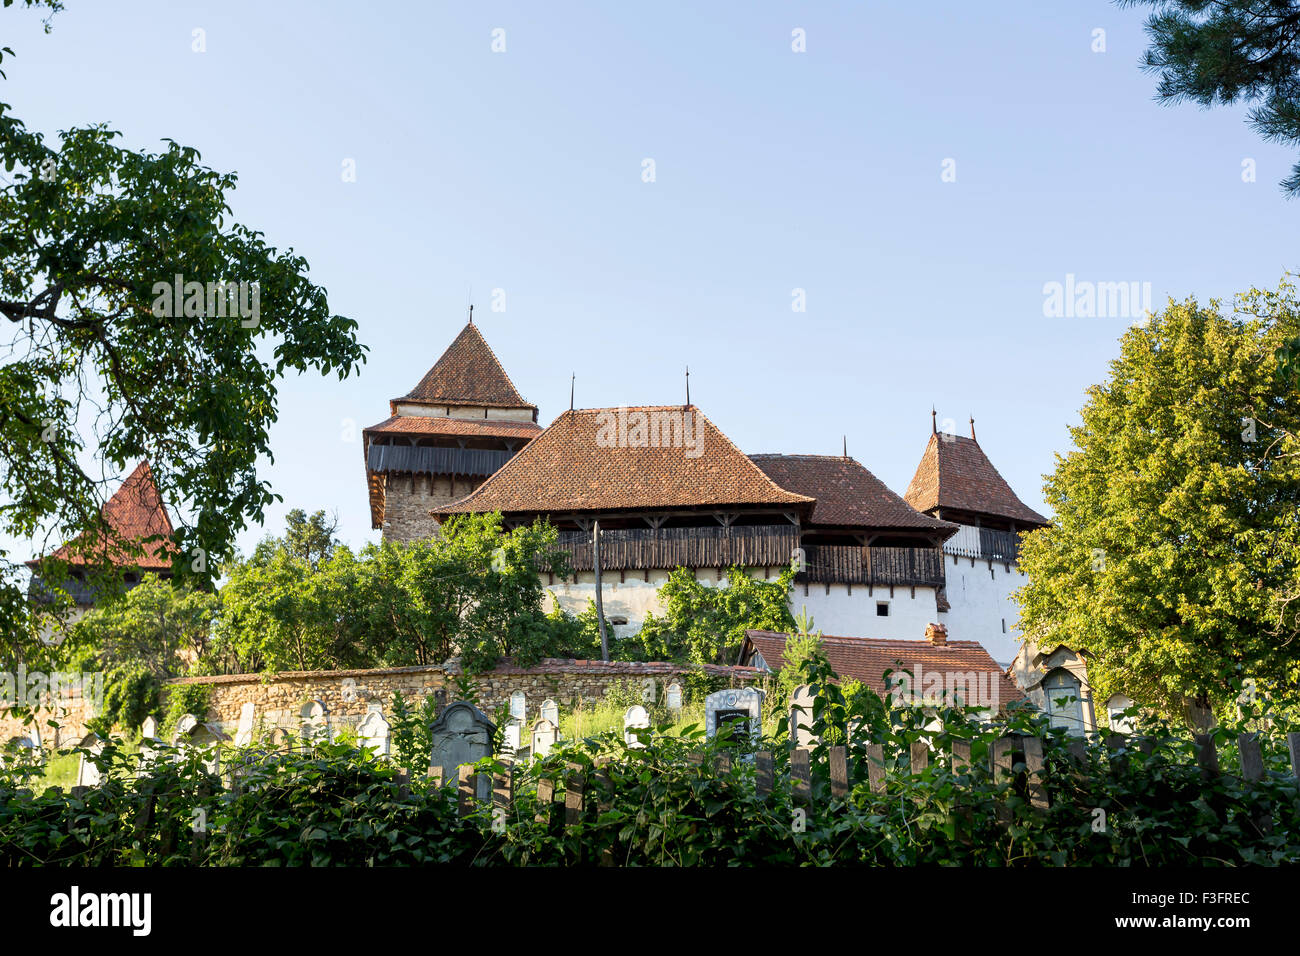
[[363, 318, 1050, 666]]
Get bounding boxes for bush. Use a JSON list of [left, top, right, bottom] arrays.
[[3, 673, 1296, 867]]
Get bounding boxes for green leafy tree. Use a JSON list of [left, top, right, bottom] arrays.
[[277, 508, 339, 570], [213, 512, 573, 674], [635, 565, 796, 665], [61, 575, 219, 677], [0, 7, 366, 659], [1016, 281, 1300, 725], [48, 576, 219, 732]]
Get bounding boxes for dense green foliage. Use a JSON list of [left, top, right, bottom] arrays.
[[3, 673, 1296, 866], [26, 576, 219, 733], [0, 4, 366, 658], [213, 513, 574, 674], [1016, 283, 1300, 724], [633, 566, 796, 664]]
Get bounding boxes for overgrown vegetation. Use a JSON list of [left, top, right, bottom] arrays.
[[4, 674, 1295, 866], [631, 565, 796, 664], [1016, 281, 1300, 726]]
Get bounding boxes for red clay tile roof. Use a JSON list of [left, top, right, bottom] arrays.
[[742, 629, 1026, 709], [749, 454, 957, 536], [904, 433, 1048, 526], [363, 416, 541, 441], [398, 322, 536, 410], [29, 461, 176, 571], [435, 406, 815, 517]]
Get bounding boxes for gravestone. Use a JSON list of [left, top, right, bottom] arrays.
[[74, 732, 103, 787], [665, 682, 683, 715], [531, 718, 558, 759], [300, 700, 330, 748], [509, 691, 526, 725], [173, 715, 228, 773], [1106, 694, 1137, 735], [234, 702, 256, 748], [357, 704, 391, 756], [789, 684, 816, 748], [623, 705, 651, 749], [540, 698, 559, 728], [502, 723, 521, 757], [139, 716, 162, 768], [429, 701, 495, 800], [266, 727, 294, 751], [641, 678, 656, 704], [704, 687, 764, 749]]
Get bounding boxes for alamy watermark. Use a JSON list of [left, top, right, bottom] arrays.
[[594, 407, 704, 459], [151, 274, 260, 327], [1, 668, 104, 711], [1042, 274, 1151, 321], [889, 662, 1000, 711]]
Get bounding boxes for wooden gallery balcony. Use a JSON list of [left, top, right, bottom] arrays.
[[550, 526, 945, 589], [554, 525, 800, 573], [796, 544, 946, 589]]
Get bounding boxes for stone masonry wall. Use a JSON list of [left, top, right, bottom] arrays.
[[161, 659, 762, 738], [381, 473, 483, 543]]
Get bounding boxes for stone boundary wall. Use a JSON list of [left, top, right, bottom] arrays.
[[161, 659, 762, 738], [0, 687, 96, 749]]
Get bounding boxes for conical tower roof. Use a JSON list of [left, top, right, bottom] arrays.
[[396, 321, 536, 411], [904, 432, 1048, 527]]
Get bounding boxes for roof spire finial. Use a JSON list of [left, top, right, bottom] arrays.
[[570, 373, 575, 412], [468, 303, 474, 325], [842, 435, 847, 458], [685, 366, 690, 407], [970, 415, 976, 441], [931, 406, 937, 435]]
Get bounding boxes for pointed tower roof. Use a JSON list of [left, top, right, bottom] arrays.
[[435, 406, 814, 517], [30, 461, 177, 571], [396, 321, 536, 411], [904, 432, 1048, 527]]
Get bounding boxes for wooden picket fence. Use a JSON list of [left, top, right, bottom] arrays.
[[409, 728, 1300, 848]]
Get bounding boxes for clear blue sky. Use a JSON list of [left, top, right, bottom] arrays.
[[4, 0, 1297, 561]]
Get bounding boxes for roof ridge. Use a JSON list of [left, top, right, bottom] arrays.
[[688, 406, 817, 506], [468, 321, 531, 408], [436, 406, 815, 516]]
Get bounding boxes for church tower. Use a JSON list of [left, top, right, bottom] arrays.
[[363, 317, 541, 542], [904, 414, 1050, 663]]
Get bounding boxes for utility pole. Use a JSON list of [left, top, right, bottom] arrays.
[[593, 517, 609, 661]]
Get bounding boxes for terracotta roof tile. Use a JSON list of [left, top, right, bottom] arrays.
[[436, 406, 815, 516], [30, 461, 176, 571], [363, 415, 541, 441], [904, 433, 1048, 526], [750, 454, 957, 535], [398, 322, 536, 410], [743, 629, 1026, 710]]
